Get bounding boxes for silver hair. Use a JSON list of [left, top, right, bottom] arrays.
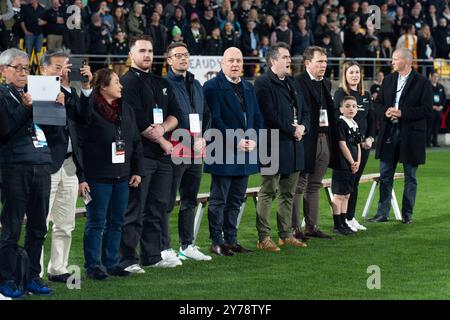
[[0, 48, 29, 66], [394, 47, 413, 63]]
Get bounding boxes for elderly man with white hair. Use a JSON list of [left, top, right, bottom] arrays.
[[368, 48, 433, 224], [0, 48, 54, 298]]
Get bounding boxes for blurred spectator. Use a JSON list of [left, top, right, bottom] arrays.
[[184, 17, 205, 55], [428, 72, 446, 147], [270, 15, 292, 47], [112, 6, 126, 33], [396, 24, 417, 53], [97, 1, 114, 40], [258, 35, 269, 73], [293, 5, 311, 29], [314, 13, 327, 42], [393, 6, 406, 40], [10, 0, 22, 48], [426, 4, 439, 31], [217, 0, 231, 22], [185, 0, 201, 21], [302, 0, 317, 31], [266, 0, 284, 22], [344, 20, 370, 58], [43, 0, 65, 50], [167, 6, 186, 37], [153, 2, 165, 25], [241, 19, 259, 78], [204, 26, 222, 55], [170, 24, 183, 43], [111, 30, 128, 76], [251, 0, 266, 19], [433, 18, 450, 59], [20, 0, 46, 56], [200, 5, 219, 36], [139, 0, 154, 18], [219, 10, 241, 35], [235, 0, 251, 27], [292, 17, 314, 56], [379, 38, 394, 75], [417, 24, 436, 77], [407, 2, 425, 31], [89, 13, 109, 70], [370, 70, 384, 101], [114, 0, 131, 15], [286, 0, 296, 24], [321, 34, 334, 78], [221, 21, 239, 51], [379, 3, 395, 45], [148, 10, 168, 76], [258, 14, 276, 40], [127, 1, 146, 37], [163, 0, 185, 21], [64, 0, 90, 54], [0, 0, 14, 52]]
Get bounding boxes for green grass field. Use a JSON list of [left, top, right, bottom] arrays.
[[30, 147, 450, 299]]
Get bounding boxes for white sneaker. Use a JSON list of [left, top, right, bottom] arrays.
[[149, 259, 178, 268], [178, 245, 212, 261], [0, 293, 12, 301], [124, 264, 146, 274], [351, 218, 367, 231], [161, 249, 183, 266], [345, 219, 358, 232]]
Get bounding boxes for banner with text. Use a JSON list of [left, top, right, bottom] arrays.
[[189, 56, 222, 85]]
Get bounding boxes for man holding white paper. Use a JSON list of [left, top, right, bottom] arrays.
[[0, 48, 52, 298]]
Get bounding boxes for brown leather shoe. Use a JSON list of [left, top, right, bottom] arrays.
[[210, 244, 235, 256], [292, 227, 309, 241], [278, 236, 307, 248], [257, 237, 281, 252], [225, 243, 253, 253], [304, 227, 334, 240]]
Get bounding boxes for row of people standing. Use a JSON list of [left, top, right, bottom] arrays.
[[0, 38, 432, 299]]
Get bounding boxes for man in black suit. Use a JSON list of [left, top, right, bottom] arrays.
[[368, 48, 432, 224], [39, 49, 93, 283], [291, 46, 339, 240]]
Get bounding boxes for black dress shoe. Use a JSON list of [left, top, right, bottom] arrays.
[[402, 215, 412, 224], [107, 266, 131, 277], [210, 244, 235, 256], [48, 273, 71, 283], [368, 215, 389, 222], [305, 227, 334, 239], [86, 267, 109, 280], [225, 243, 253, 253], [293, 227, 309, 241]]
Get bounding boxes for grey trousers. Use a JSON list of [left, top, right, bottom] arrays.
[[292, 134, 330, 229]]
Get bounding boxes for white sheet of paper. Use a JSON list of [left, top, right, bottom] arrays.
[[189, 113, 201, 133], [27, 75, 60, 101]]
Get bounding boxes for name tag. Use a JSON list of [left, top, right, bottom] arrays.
[[153, 107, 164, 124], [189, 113, 201, 133], [434, 94, 440, 104], [319, 109, 329, 127], [32, 124, 48, 148], [112, 140, 125, 164]]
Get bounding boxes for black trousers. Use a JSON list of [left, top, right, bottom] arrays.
[[119, 158, 173, 267], [0, 164, 50, 282], [165, 162, 203, 247], [427, 110, 441, 146], [346, 147, 370, 220]]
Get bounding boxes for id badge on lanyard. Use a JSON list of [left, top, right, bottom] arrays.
[[319, 108, 329, 127], [112, 139, 125, 163], [189, 113, 201, 133], [153, 105, 164, 124], [32, 124, 48, 148]]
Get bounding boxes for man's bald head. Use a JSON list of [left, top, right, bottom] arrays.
[[222, 47, 243, 81], [392, 48, 413, 74]]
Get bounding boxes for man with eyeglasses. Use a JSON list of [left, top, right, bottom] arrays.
[[164, 42, 212, 261], [119, 35, 181, 271], [0, 48, 55, 298], [38, 49, 93, 284]]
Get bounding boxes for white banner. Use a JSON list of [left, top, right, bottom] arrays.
[[189, 56, 222, 85]]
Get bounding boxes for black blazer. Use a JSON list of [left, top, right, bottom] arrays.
[[255, 68, 310, 175], [294, 72, 339, 173], [374, 70, 433, 166], [41, 87, 84, 180]]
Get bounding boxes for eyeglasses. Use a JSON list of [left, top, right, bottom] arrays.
[[7, 64, 31, 74], [169, 52, 190, 59]]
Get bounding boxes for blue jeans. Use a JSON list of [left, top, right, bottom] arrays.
[[207, 175, 248, 245], [24, 33, 43, 56], [377, 161, 418, 219], [83, 180, 129, 271]]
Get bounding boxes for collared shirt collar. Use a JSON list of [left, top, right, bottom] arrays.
[[306, 69, 323, 81], [225, 74, 241, 84], [398, 69, 412, 82]]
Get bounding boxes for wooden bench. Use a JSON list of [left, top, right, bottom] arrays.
[[76, 172, 405, 241]]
